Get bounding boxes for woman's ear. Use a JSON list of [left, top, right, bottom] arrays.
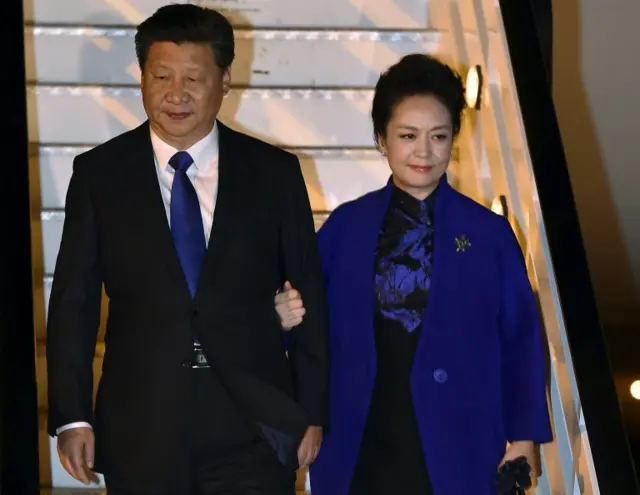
[[377, 135, 387, 157]]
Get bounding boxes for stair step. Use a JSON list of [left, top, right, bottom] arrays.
[[26, 0, 435, 29], [25, 26, 441, 87]]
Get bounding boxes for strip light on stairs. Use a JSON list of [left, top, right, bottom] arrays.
[[27, 85, 375, 100], [465, 64, 483, 110]]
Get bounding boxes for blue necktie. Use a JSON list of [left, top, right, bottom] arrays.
[[169, 151, 206, 299]]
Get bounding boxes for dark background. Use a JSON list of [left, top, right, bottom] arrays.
[[508, 0, 639, 491], [0, 0, 40, 492]]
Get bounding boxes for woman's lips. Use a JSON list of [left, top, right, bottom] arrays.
[[409, 165, 434, 173]]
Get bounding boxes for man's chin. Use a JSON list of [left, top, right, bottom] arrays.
[[156, 121, 195, 137]]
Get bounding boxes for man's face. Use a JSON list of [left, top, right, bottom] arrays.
[[141, 41, 230, 150]]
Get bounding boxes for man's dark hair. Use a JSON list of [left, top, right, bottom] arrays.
[[135, 4, 235, 70]]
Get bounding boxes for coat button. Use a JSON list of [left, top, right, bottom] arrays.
[[433, 369, 448, 383]]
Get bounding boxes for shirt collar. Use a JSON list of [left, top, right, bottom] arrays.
[[391, 183, 437, 208], [150, 122, 219, 173], [389, 183, 437, 224]]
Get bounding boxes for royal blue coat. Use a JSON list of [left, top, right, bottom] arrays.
[[309, 178, 553, 494]]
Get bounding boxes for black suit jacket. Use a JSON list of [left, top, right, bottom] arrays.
[[46, 121, 329, 488]]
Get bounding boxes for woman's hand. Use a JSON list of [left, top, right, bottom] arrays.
[[499, 441, 536, 476], [274, 281, 306, 330]]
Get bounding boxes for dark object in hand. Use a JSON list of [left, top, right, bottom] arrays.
[[494, 456, 532, 494]]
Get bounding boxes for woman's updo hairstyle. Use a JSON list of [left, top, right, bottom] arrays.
[[371, 53, 466, 147]]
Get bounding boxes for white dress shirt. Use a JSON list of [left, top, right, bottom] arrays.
[[56, 124, 220, 435]]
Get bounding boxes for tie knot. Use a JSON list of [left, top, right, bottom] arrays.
[[169, 151, 194, 172]]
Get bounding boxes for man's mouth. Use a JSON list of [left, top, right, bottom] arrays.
[[166, 112, 191, 120]]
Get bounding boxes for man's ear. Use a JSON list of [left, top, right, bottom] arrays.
[[222, 67, 231, 96]]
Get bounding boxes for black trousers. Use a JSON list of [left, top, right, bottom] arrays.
[[349, 431, 433, 495], [106, 369, 296, 495]]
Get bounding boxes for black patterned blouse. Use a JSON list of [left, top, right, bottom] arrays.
[[350, 184, 437, 495]]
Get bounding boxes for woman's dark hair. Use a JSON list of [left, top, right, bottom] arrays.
[[371, 54, 466, 145], [135, 4, 235, 70]]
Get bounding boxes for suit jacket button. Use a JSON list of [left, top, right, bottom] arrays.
[[433, 369, 448, 383]]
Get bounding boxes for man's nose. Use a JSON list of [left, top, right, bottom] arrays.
[[167, 79, 187, 102]]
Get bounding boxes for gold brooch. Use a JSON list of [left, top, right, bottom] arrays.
[[455, 235, 471, 252]]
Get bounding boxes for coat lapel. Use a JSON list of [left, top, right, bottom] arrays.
[[346, 180, 393, 372], [414, 177, 462, 364], [125, 122, 191, 299]]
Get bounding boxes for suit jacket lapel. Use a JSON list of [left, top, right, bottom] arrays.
[[190, 123, 307, 467], [126, 121, 191, 299], [126, 120, 241, 301], [194, 121, 240, 298]]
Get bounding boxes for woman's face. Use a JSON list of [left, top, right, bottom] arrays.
[[378, 94, 455, 200]]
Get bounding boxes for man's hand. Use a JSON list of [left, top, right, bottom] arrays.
[[57, 427, 99, 485], [275, 281, 305, 330], [499, 440, 537, 477], [297, 425, 323, 469]]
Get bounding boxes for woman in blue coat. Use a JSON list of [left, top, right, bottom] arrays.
[[276, 53, 552, 494]]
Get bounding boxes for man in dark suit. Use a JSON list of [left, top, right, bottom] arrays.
[[46, 5, 329, 494]]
